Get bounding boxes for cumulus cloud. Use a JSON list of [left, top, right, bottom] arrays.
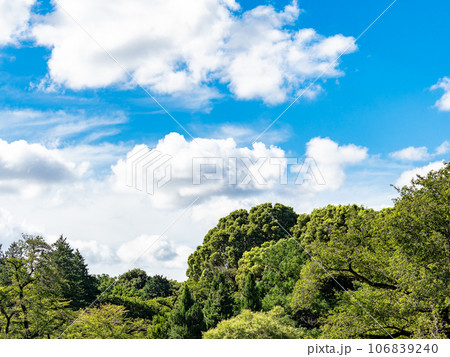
[[31, 0, 356, 105], [390, 146, 430, 161], [0, 207, 45, 249], [0, 0, 35, 45], [0, 139, 88, 197], [304, 137, 368, 190], [395, 161, 446, 188], [0, 139, 86, 182], [220, 3, 355, 103], [431, 77, 450, 111], [112, 133, 368, 208], [112, 133, 289, 207]]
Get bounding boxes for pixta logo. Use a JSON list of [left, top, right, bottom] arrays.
[[126, 147, 172, 195], [192, 157, 326, 186]]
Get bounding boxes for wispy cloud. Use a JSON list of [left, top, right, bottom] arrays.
[[389, 140, 450, 162], [194, 123, 292, 144], [0, 109, 128, 146]]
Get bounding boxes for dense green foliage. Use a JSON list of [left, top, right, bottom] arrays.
[[236, 238, 306, 311], [186, 203, 298, 284], [169, 286, 205, 338], [203, 307, 307, 339], [242, 271, 261, 312], [203, 273, 234, 329], [1, 163, 449, 338], [63, 304, 148, 339], [48, 237, 98, 309]]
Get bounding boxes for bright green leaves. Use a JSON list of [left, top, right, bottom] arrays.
[[186, 203, 298, 285], [236, 238, 306, 311], [64, 304, 147, 339], [203, 307, 307, 339]]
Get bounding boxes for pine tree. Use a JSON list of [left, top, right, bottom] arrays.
[[169, 285, 205, 338], [48, 237, 97, 309], [242, 271, 261, 311], [203, 273, 234, 329]]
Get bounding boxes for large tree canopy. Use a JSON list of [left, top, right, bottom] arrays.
[[186, 203, 298, 284], [291, 163, 450, 338]]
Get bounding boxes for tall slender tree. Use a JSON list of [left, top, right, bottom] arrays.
[[203, 273, 234, 329], [48, 237, 97, 309], [242, 271, 261, 312], [169, 285, 205, 338]]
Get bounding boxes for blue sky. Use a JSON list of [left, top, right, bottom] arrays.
[[0, 0, 449, 279], [1, 0, 449, 154]]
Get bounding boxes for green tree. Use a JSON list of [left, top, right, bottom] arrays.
[[116, 269, 149, 290], [141, 275, 172, 299], [291, 163, 450, 338], [47, 237, 98, 309], [187, 203, 298, 287], [169, 286, 205, 338], [148, 314, 170, 338], [0, 236, 71, 338], [203, 307, 307, 339], [63, 304, 148, 338], [203, 273, 234, 329], [105, 295, 162, 319], [242, 271, 261, 312], [236, 238, 306, 311]]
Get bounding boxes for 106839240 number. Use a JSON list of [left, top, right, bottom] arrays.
[[368, 344, 438, 354]]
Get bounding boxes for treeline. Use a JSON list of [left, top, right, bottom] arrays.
[[1, 163, 449, 338]]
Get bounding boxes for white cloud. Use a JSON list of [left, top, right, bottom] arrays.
[[389, 141, 450, 162], [112, 133, 370, 209], [390, 146, 430, 161], [112, 133, 289, 208], [436, 141, 450, 155], [198, 123, 292, 144], [304, 137, 368, 190], [0, 139, 86, 191], [31, 0, 356, 105], [59, 142, 130, 174], [0, 0, 35, 45], [0, 208, 24, 244], [0, 109, 128, 146], [0, 207, 45, 249], [431, 77, 450, 111], [117, 235, 193, 272], [395, 161, 445, 188], [70, 239, 117, 264], [222, 6, 355, 104]]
